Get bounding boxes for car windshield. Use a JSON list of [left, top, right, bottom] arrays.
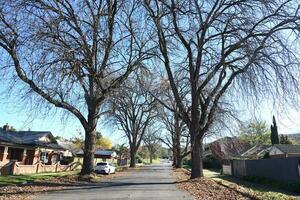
[[96, 163, 108, 166]]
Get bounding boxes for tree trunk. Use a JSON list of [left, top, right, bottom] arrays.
[[175, 153, 182, 168], [174, 112, 181, 168], [80, 102, 98, 175], [190, 82, 203, 179], [81, 128, 96, 175], [130, 150, 136, 168], [150, 153, 153, 164], [190, 134, 203, 179], [172, 149, 177, 166]]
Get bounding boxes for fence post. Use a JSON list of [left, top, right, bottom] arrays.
[[55, 163, 58, 172], [230, 160, 234, 176], [36, 162, 40, 173], [11, 161, 17, 175]]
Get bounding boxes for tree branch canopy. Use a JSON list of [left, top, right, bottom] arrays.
[[0, 0, 154, 175], [0, 0, 152, 128], [144, 0, 300, 178], [144, 0, 300, 135]]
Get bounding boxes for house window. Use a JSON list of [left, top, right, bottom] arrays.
[[7, 147, 23, 161], [40, 152, 48, 164]]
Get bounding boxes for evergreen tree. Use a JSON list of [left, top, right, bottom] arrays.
[[280, 135, 292, 144], [270, 116, 279, 145]]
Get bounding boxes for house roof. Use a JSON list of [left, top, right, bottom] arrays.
[[273, 144, 300, 154], [0, 128, 64, 150], [240, 144, 270, 158], [76, 149, 117, 157], [204, 136, 250, 159]]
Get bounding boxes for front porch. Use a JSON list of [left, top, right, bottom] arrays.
[[0, 145, 39, 166], [0, 144, 71, 175], [0, 144, 64, 166]]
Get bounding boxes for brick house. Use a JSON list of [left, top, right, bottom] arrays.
[[204, 137, 250, 167], [0, 124, 68, 167]]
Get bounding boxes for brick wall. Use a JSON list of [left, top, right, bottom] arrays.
[[1, 161, 76, 175]]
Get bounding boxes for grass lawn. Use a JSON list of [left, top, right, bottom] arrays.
[[203, 169, 299, 200], [0, 170, 79, 186], [183, 165, 191, 170], [143, 158, 160, 164]]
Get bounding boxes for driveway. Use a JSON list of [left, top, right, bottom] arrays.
[[39, 161, 194, 200]]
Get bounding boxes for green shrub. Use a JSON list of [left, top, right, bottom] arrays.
[[135, 155, 143, 163], [183, 158, 192, 166], [203, 155, 222, 169]]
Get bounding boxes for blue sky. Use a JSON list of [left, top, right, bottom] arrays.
[[0, 100, 126, 145]]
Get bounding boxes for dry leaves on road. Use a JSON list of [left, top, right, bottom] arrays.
[[173, 169, 255, 200], [0, 171, 127, 200]]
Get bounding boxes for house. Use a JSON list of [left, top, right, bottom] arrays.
[[0, 124, 67, 167], [204, 136, 250, 166], [75, 149, 118, 165], [239, 144, 271, 159], [76, 149, 117, 161], [225, 144, 300, 179], [269, 144, 300, 158]]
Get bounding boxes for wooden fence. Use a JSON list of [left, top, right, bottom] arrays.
[[230, 157, 300, 181]]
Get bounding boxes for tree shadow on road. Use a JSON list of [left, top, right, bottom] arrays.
[[0, 179, 179, 197]]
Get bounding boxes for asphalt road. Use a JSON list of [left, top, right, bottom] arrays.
[[39, 161, 194, 200]]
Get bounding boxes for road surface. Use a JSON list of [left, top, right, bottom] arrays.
[[39, 161, 194, 200]]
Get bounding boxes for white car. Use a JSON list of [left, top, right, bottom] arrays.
[[94, 162, 116, 174]]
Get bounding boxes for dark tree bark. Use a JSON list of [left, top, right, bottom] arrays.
[[190, 135, 203, 178], [172, 149, 177, 167], [129, 148, 137, 168], [174, 112, 183, 168], [82, 128, 96, 174]]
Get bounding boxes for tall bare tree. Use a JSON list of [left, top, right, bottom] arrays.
[[159, 106, 190, 168], [149, 65, 191, 168], [108, 78, 157, 167], [143, 126, 161, 164], [0, 0, 152, 175], [144, 0, 300, 178]]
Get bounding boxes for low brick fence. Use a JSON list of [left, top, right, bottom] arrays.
[[0, 161, 80, 175], [231, 157, 300, 181]]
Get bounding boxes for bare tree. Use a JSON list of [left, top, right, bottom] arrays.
[[144, 0, 300, 178], [0, 0, 152, 175], [108, 77, 157, 167], [159, 104, 190, 168], [148, 66, 191, 168], [143, 126, 161, 164]]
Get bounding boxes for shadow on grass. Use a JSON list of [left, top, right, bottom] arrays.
[[181, 168, 299, 197], [211, 173, 299, 196]]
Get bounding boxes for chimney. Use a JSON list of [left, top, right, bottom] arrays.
[[3, 123, 10, 131]]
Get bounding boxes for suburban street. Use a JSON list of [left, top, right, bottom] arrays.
[[38, 162, 194, 200]]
